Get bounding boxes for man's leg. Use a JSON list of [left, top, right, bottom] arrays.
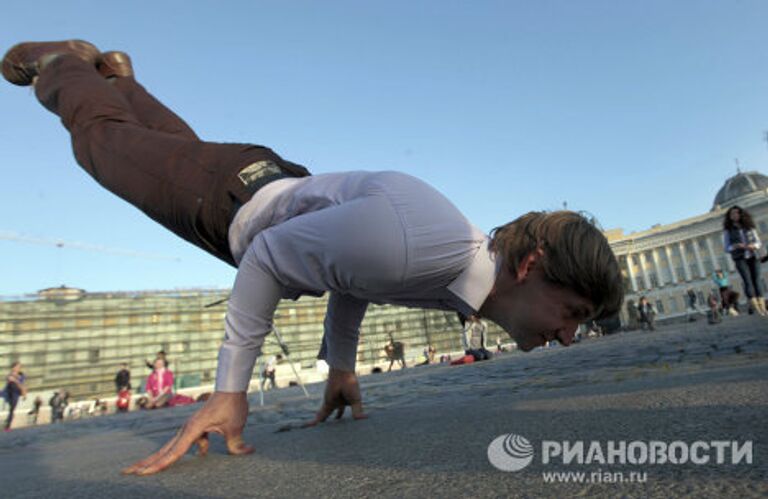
[[31, 54, 301, 265], [102, 52, 200, 140]]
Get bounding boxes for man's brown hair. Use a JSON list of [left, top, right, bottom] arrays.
[[490, 211, 624, 320]]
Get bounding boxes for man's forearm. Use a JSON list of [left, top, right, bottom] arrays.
[[320, 293, 369, 373], [214, 237, 284, 392]]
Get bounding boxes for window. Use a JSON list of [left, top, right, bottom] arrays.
[[676, 267, 685, 281], [89, 349, 100, 363], [668, 297, 678, 313], [655, 300, 665, 314], [689, 263, 699, 279], [704, 260, 714, 274], [649, 273, 659, 288], [33, 351, 46, 365]]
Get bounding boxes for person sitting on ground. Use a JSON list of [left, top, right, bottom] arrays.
[[144, 358, 174, 409], [589, 320, 604, 337], [145, 350, 168, 371], [116, 388, 131, 413], [495, 336, 508, 353], [637, 296, 656, 331], [462, 314, 492, 360], [1, 40, 622, 475], [27, 396, 43, 425], [712, 269, 739, 316], [418, 347, 430, 366]]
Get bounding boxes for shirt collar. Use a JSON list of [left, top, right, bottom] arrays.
[[447, 236, 499, 313]]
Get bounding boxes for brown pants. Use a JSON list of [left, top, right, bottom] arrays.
[[34, 55, 309, 266]]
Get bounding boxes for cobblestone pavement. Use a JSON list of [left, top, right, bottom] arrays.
[[1, 314, 766, 498]]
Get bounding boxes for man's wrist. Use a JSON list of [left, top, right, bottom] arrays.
[[215, 344, 259, 392]]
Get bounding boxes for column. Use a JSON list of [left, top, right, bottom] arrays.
[[638, 252, 652, 289], [705, 237, 720, 273], [651, 248, 665, 286], [678, 241, 692, 281], [664, 245, 679, 283], [626, 253, 638, 292], [691, 238, 706, 278]]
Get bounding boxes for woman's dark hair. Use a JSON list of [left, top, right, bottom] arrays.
[[723, 205, 756, 230]]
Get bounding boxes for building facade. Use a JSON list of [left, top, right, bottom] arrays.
[[607, 170, 768, 324], [0, 286, 502, 401]]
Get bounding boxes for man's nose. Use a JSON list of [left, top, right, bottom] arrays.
[[556, 324, 578, 346]]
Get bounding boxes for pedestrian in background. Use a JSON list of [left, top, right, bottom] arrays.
[[723, 205, 766, 316], [2, 361, 27, 431]]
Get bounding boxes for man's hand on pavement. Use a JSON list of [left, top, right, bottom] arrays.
[[122, 391, 253, 476], [305, 368, 367, 426]]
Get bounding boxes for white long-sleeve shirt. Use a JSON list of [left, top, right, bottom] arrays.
[[216, 171, 498, 392], [723, 228, 762, 260]]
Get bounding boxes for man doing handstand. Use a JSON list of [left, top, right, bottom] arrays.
[[2, 40, 624, 475]]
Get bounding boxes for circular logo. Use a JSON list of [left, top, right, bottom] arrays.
[[487, 433, 535, 471]]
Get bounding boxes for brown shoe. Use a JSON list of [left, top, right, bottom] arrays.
[[2, 39, 100, 86], [97, 51, 133, 79]]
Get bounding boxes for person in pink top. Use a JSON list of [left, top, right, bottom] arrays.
[[145, 358, 174, 409]]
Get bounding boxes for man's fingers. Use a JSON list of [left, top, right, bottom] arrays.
[[132, 423, 203, 476], [122, 432, 183, 474], [225, 433, 255, 455], [196, 432, 210, 457], [316, 405, 335, 423], [302, 403, 335, 428], [134, 438, 195, 476], [350, 400, 367, 420]]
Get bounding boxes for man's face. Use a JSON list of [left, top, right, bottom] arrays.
[[480, 254, 594, 352]]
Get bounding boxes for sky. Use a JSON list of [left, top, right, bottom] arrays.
[[1, 0, 767, 296]]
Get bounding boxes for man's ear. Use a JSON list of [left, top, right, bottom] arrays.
[[514, 248, 544, 283]]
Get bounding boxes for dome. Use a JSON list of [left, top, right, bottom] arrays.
[[712, 170, 768, 211]]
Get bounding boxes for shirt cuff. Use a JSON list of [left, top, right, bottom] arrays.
[[324, 347, 357, 372], [215, 344, 258, 392]]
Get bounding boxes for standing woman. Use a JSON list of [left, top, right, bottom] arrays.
[[723, 205, 766, 316], [3, 361, 27, 431]]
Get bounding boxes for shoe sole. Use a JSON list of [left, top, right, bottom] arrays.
[[2, 39, 100, 86]]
